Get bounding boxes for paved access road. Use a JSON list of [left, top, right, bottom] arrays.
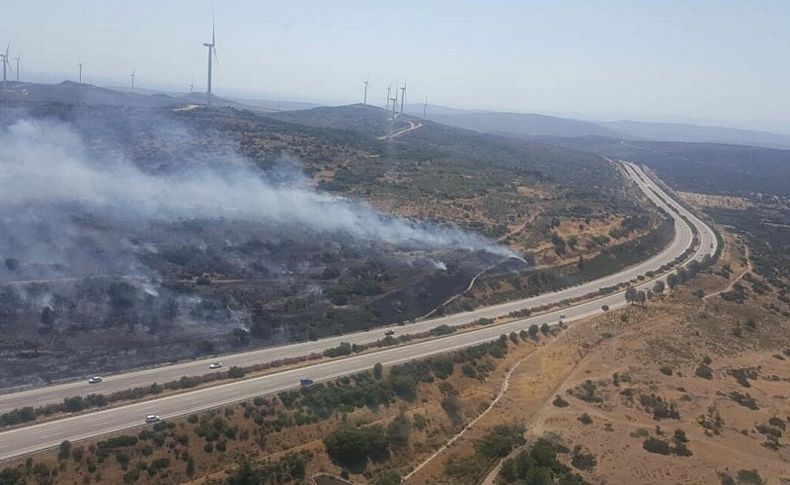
[[0, 162, 717, 461]]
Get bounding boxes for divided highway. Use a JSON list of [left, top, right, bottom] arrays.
[[0, 161, 718, 461]]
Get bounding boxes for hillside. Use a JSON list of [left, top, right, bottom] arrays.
[[0, 86, 660, 388], [427, 111, 629, 139], [0, 81, 189, 108], [600, 119, 790, 149], [532, 136, 790, 197]]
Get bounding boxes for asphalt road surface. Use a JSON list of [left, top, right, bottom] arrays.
[[0, 161, 718, 461]]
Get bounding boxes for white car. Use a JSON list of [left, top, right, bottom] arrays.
[[87, 376, 103, 384], [208, 362, 223, 369], [145, 415, 161, 424]]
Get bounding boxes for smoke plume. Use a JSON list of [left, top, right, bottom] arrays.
[[0, 119, 513, 283]]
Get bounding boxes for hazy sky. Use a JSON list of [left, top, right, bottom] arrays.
[[3, 0, 789, 129]]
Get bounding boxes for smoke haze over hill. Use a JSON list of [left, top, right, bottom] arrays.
[[0, 118, 512, 283]]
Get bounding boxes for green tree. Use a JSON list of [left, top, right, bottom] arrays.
[[324, 425, 387, 468], [653, 280, 665, 294], [57, 440, 71, 460], [625, 286, 638, 304]]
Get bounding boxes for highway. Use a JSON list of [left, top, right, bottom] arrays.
[[0, 161, 718, 461]]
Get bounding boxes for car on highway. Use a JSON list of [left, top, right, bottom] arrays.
[[87, 376, 103, 384], [144, 415, 161, 424], [384, 330, 395, 336], [208, 362, 223, 369], [300, 378, 314, 386], [559, 314, 567, 319]]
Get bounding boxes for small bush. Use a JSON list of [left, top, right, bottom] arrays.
[[695, 364, 713, 380], [227, 366, 245, 379], [642, 437, 671, 455]]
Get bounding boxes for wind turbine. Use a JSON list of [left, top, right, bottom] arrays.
[[362, 78, 368, 105], [389, 89, 399, 137], [14, 50, 20, 82], [0, 44, 11, 88], [385, 84, 391, 111], [423, 97, 428, 120], [399, 83, 407, 114], [202, 14, 217, 106], [78, 61, 84, 83], [130, 71, 135, 91]]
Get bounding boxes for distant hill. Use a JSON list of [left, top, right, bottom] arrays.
[[263, 103, 416, 136], [427, 111, 631, 139], [403, 103, 484, 117], [226, 97, 322, 112], [599, 120, 790, 150], [0, 81, 190, 108], [532, 136, 790, 197], [412, 108, 790, 150]]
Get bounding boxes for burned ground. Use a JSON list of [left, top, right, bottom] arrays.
[[0, 90, 649, 388]]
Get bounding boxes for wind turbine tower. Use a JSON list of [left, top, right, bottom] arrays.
[[203, 15, 217, 106], [0, 45, 10, 88], [389, 90, 398, 137], [130, 71, 135, 91], [423, 97, 428, 120], [385, 85, 391, 111], [362, 78, 368, 105], [14, 51, 20, 82], [78, 62, 83, 83], [399, 82, 406, 113]]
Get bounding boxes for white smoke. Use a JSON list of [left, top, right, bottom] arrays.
[[0, 119, 513, 256]]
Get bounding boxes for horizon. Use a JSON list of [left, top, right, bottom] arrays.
[[2, 0, 789, 134]]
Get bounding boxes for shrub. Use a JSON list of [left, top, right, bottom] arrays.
[[57, 440, 71, 461], [639, 393, 680, 420], [736, 469, 764, 485], [430, 324, 456, 336], [552, 395, 569, 408], [186, 456, 195, 477], [227, 366, 245, 379], [729, 391, 759, 410], [122, 468, 140, 484], [695, 364, 713, 379], [386, 412, 411, 449], [570, 445, 597, 470], [373, 471, 402, 485], [413, 413, 427, 431], [324, 424, 387, 468], [642, 437, 671, 455], [473, 424, 525, 459], [578, 413, 593, 425]]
